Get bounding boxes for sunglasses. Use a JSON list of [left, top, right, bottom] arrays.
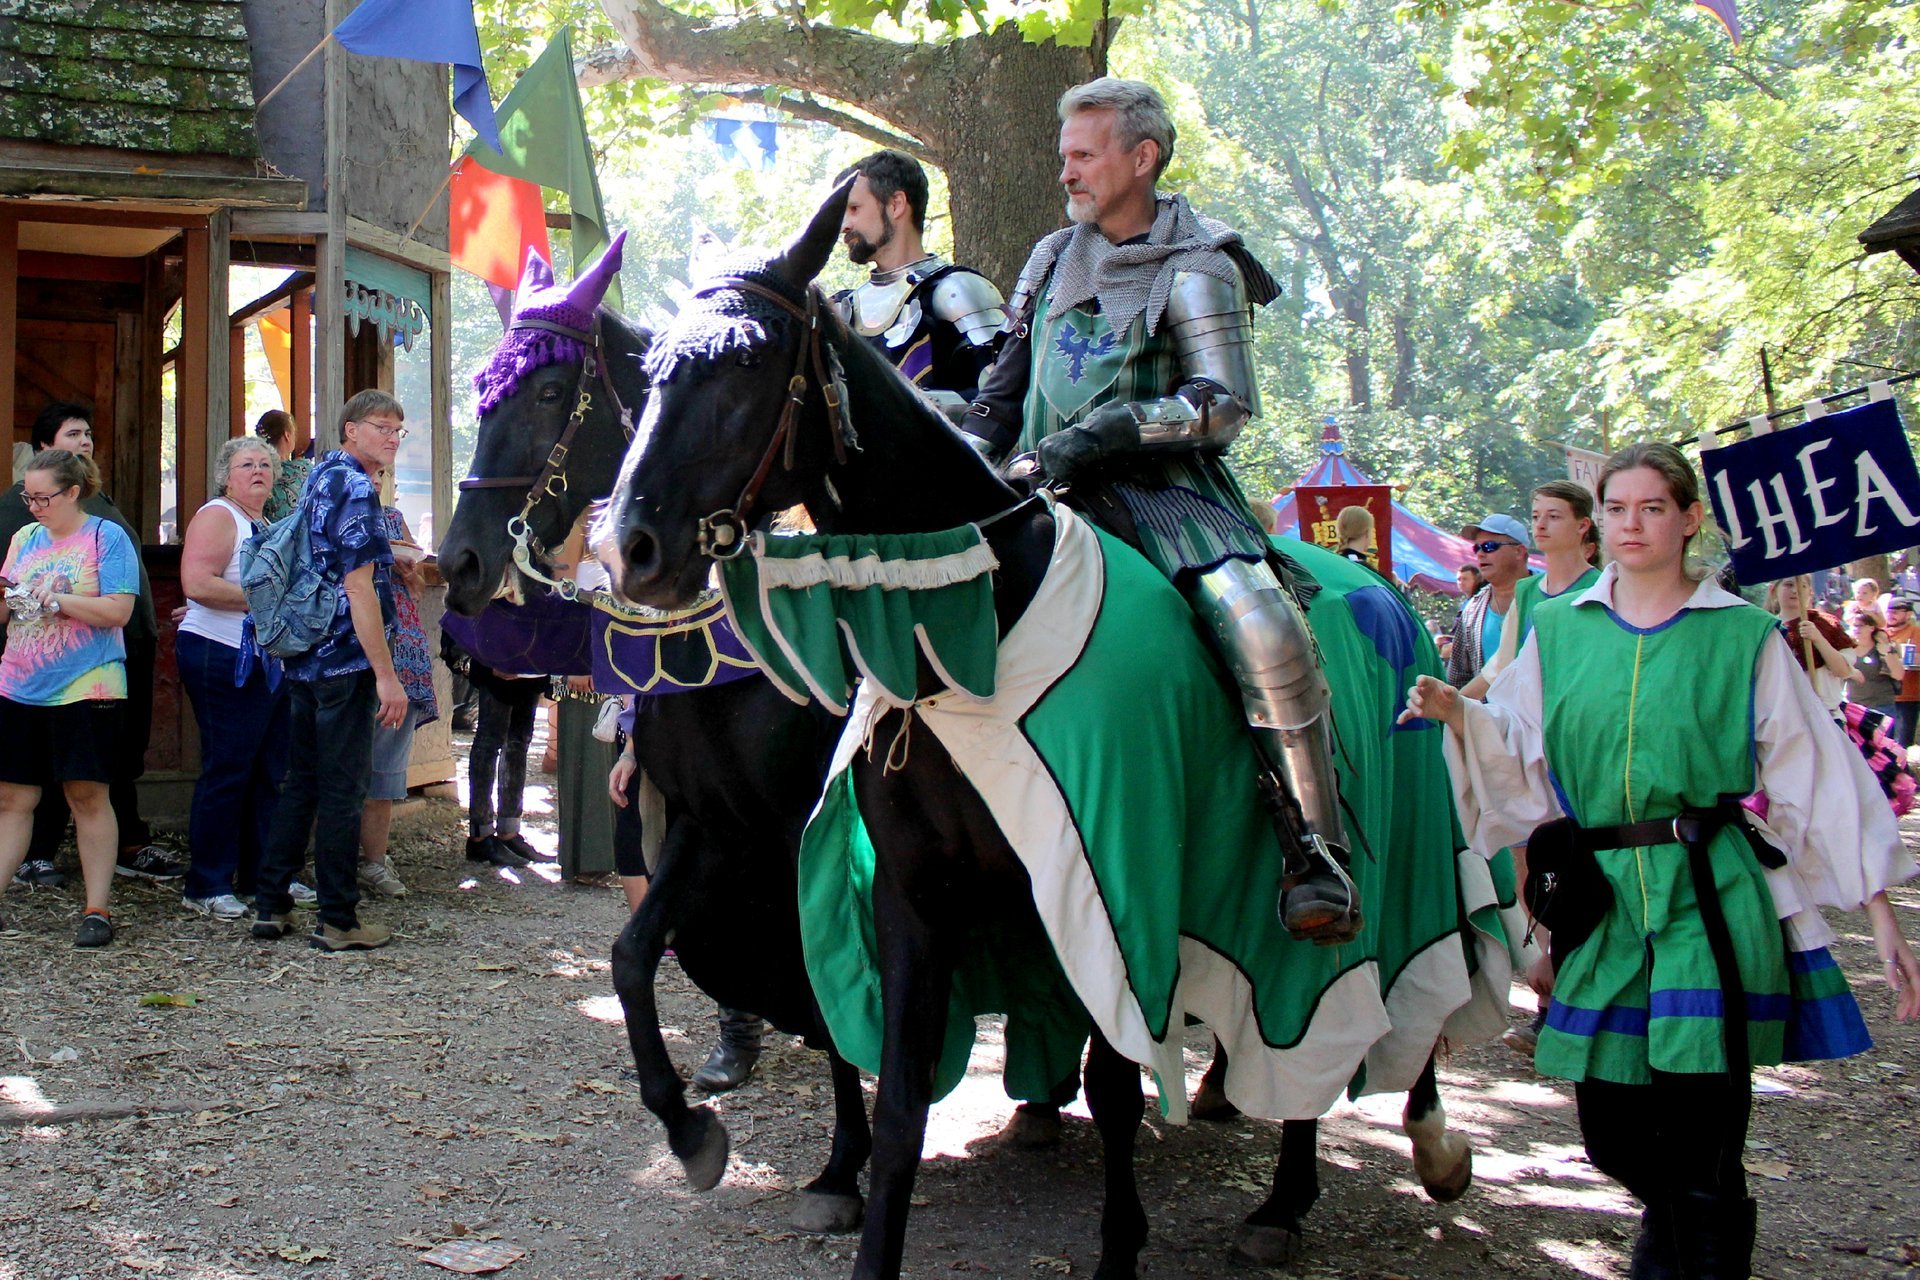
[[1473, 539, 1522, 554]]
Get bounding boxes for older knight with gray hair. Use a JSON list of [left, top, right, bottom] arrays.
[[966, 77, 1359, 942]]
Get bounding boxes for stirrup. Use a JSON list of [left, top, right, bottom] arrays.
[[1279, 833, 1363, 944]]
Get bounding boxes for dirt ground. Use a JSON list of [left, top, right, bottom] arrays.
[[2, 736, 1917, 1280]]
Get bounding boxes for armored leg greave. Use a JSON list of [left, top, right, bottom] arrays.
[[1185, 558, 1360, 942]]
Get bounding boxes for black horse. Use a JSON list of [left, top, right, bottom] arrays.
[[439, 294, 871, 1234], [601, 185, 1479, 1279]]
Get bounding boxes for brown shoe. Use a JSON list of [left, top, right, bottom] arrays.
[[251, 912, 298, 940], [311, 922, 393, 952]]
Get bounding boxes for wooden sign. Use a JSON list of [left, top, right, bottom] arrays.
[[1297, 484, 1394, 578]]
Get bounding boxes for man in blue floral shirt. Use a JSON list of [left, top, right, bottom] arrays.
[[252, 390, 408, 951]]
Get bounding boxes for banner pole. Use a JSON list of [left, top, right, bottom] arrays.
[[256, 35, 332, 112], [400, 163, 459, 247]]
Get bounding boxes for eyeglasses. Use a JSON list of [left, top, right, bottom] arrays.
[[1473, 539, 1521, 554], [350, 419, 409, 441], [22, 488, 71, 510]]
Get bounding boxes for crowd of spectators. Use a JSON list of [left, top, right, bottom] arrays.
[[0, 391, 610, 951]]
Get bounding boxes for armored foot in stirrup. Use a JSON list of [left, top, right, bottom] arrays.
[[1279, 833, 1363, 945]]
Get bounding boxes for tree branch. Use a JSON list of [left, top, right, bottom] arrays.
[[593, 0, 951, 139], [768, 95, 926, 156]]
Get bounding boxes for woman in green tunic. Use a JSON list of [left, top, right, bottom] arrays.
[[1408, 444, 1920, 1279]]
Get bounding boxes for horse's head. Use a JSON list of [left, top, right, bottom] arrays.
[[441, 237, 649, 615], [603, 180, 860, 608]]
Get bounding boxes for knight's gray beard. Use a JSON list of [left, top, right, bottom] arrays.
[[1065, 193, 1099, 225]]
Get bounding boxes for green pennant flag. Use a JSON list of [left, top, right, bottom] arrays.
[[461, 26, 617, 306]]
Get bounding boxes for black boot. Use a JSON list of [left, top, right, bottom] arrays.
[[1628, 1201, 1681, 1280], [691, 1007, 763, 1093], [1675, 1192, 1757, 1280]]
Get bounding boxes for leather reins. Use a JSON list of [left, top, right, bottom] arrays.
[[690, 278, 857, 560]]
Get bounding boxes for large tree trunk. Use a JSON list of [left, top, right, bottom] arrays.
[[585, 4, 1107, 290]]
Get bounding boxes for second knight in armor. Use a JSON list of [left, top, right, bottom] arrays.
[[969, 78, 1361, 944], [831, 150, 1008, 420]]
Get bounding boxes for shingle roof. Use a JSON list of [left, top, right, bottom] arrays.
[[1861, 187, 1920, 252], [0, 0, 261, 158]]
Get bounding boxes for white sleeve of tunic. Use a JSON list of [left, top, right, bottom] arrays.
[[1748, 633, 1917, 947], [1439, 637, 1563, 858]]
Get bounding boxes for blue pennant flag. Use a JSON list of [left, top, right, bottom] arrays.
[[333, 0, 501, 151]]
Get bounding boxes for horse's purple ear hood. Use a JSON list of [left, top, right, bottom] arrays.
[[475, 233, 629, 416]]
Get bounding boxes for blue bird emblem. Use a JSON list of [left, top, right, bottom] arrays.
[[1054, 322, 1119, 384]]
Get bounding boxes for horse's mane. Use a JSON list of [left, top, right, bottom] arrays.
[[644, 252, 807, 387]]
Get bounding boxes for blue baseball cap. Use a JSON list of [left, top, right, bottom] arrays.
[[1460, 514, 1533, 550]]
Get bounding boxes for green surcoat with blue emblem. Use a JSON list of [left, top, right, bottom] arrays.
[[1017, 282, 1270, 580]]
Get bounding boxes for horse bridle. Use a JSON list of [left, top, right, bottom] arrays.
[[690, 278, 858, 560], [458, 316, 635, 600]]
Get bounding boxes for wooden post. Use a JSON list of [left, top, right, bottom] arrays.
[[179, 227, 210, 513], [0, 213, 16, 467], [430, 266, 451, 551], [179, 212, 232, 514], [138, 248, 168, 540], [229, 323, 246, 438], [1759, 345, 1778, 416], [290, 286, 312, 451], [317, 0, 347, 454]]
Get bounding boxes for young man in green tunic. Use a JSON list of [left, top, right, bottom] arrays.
[[966, 77, 1358, 943]]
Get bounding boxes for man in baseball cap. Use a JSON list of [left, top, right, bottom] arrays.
[[1445, 514, 1534, 686]]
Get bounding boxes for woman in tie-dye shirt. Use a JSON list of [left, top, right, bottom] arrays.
[[0, 449, 139, 947]]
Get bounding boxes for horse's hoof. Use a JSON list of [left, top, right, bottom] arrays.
[[1230, 1222, 1303, 1268], [1419, 1137, 1473, 1204], [677, 1106, 730, 1191], [1190, 1076, 1240, 1122], [790, 1190, 865, 1234], [1000, 1103, 1063, 1150]]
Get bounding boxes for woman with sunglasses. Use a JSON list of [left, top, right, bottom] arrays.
[[1408, 443, 1919, 1278], [0, 449, 140, 946]]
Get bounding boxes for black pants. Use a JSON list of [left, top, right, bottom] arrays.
[[254, 671, 377, 930], [469, 680, 541, 838], [1897, 700, 1918, 749], [29, 635, 155, 860], [1575, 1071, 1750, 1207]]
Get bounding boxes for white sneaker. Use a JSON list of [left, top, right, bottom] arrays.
[[288, 880, 319, 906], [357, 860, 409, 898], [182, 893, 249, 921]]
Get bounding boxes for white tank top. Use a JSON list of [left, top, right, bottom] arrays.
[[178, 498, 257, 649]]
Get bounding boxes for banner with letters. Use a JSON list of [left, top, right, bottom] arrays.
[[1701, 398, 1920, 585], [1565, 445, 1608, 498], [1296, 484, 1394, 578]]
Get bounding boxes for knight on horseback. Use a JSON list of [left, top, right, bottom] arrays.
[[966, 77, 1360, 942], [831, 149, 1008, 421]]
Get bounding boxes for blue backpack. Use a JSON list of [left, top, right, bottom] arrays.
[[239, 501, 339, 659]]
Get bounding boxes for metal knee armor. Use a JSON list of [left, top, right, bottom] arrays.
[[1185, 557, 1348, 854]]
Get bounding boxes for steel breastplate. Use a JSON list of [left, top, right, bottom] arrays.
[[848, 255, 946, 348]]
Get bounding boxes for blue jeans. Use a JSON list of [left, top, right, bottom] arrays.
[[255, 670, 376, 929], [176, 631, 288, 900]]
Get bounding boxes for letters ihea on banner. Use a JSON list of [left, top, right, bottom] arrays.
[[1701, 398, 1920, 585]]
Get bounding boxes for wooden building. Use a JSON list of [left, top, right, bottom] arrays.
[[1859, 186, 1920, 275], [0, 0, 458, 811]]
